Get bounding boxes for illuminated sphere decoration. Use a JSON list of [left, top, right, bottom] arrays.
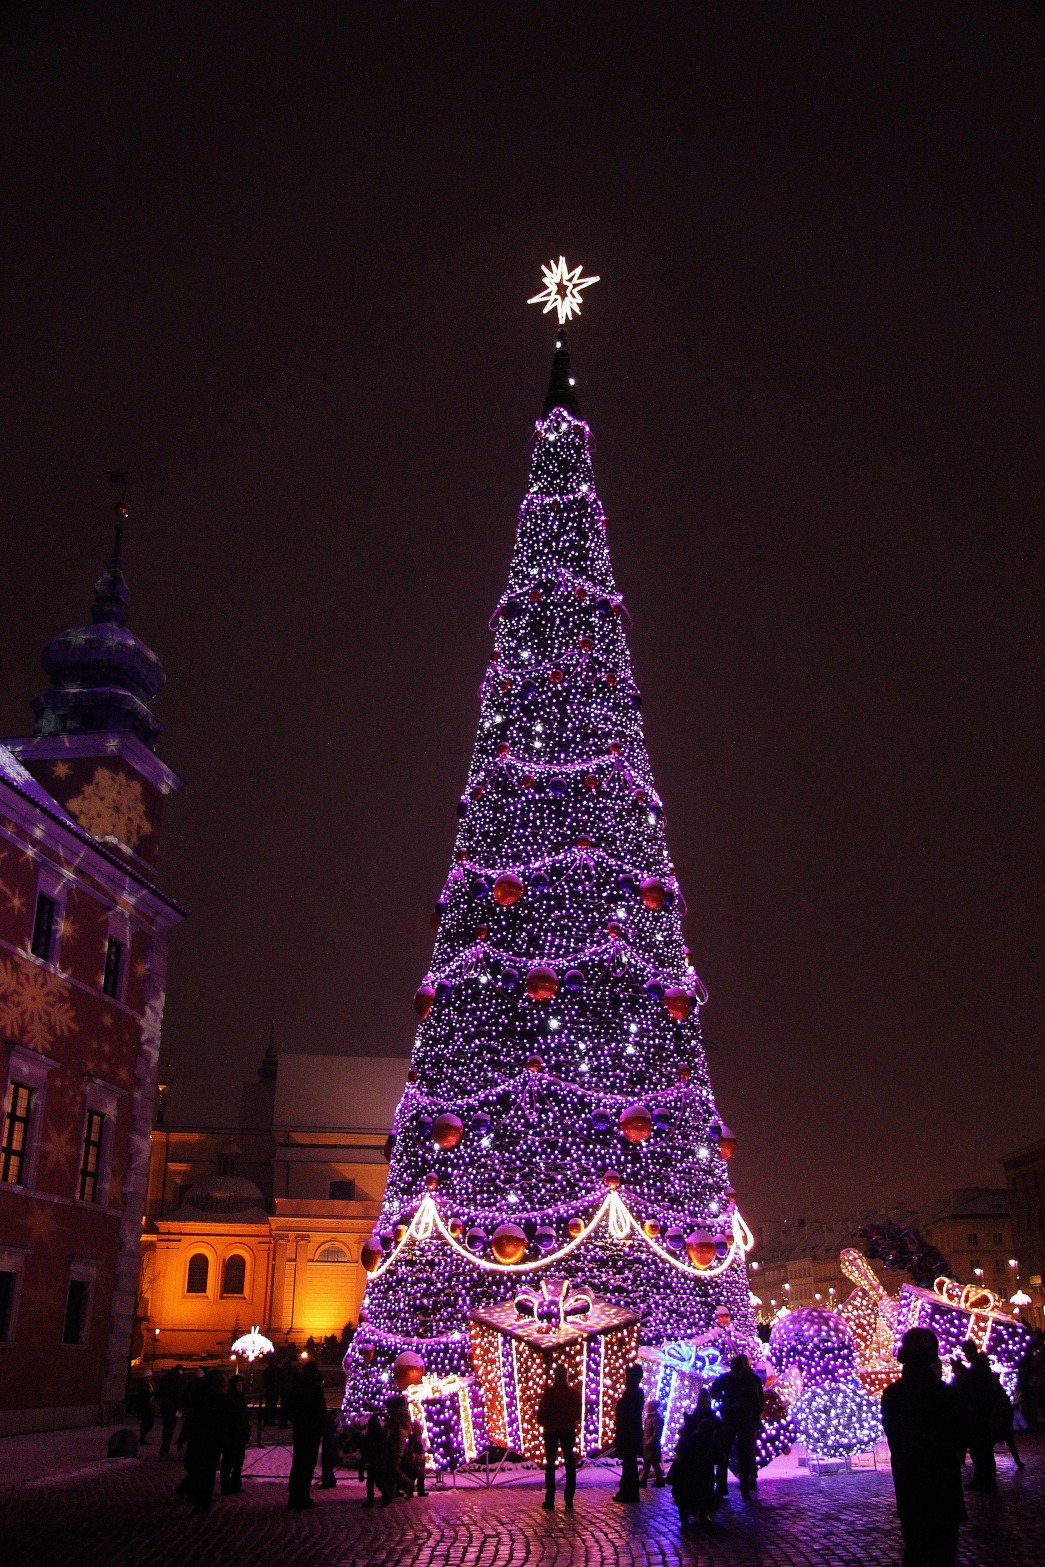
[[663, 988, 691, 1022], [492, 873, 525, 906], [769, 1307, 859, 1390], [526, 966, 558, 1001], [687, 1230, 717, 1269], [342, 336, 760, 1432], [718, 1124, 737, 1160], [619, 1104, 653, 1144], [393, 1351, 426, 1390], [361, 1235, 384, 1274], [640, 878, 667, 911], [432, 1113, 464, 1150], [490, 1223, 528, 1264], [791, 1380, 884, 1459]]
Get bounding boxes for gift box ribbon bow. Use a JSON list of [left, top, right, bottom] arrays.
[[932, 1276, 1004, 1315], [514, 1276, 592, 1329]]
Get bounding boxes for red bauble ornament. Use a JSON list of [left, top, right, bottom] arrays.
[[492, 873, 524, 906], [522, 774, 536, 789], [497, 742, 510, 757], [490, 1223, 528, 1264], [529, 586, 542, 603], [715, 1306, 732, 1328], [414, 984, 436, 1019], [393, 1351, 425, 1389], [606, 672, 617, 687], [432, 1113, 464, 1150], [640, 879, 666, 911], [642, 1217, 661, 1239], [526, 1054, 545, 1073], [526, 967, 558, 1001], [634, 789, 647, 805], [393, 1222, 409, 1244], [500, 679, 511, 694], [448, 1217, 464, 1237], [407, 1067, 418, 1083], [717, 1124, 736, 1160], [549, 667, 564, 683], [609, 741, 622, 754], [361, 1345, 375, 1365], [424, 1173, 439, 1192], [360, 1235, 383, 1274], [576, 834, 591, 849], [574, 585, 587, 601], [663, 988, 692, 1022], [567, 1215, 585, 1239], [619, 1104, 653, 1144], [579, 636, 594, 652], [603, 1169, 622, 1190], [686, 1230, 717, 1268], [584, 774, 600, 791], [607, 920, 623, 938], [678, 1066, 692, 1084]]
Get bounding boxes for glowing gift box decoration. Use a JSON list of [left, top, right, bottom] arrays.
[[638, 1334, 728, 1458], [404, 1372, 486, 1472], [893, 1276, 1032, 1398], [468, 1276, 639, 1460]]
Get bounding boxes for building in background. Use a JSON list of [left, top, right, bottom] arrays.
[[1002, 1139, 1045, 1328], [751, 1210, 918, 1318], [921, 1188, 1014, 1296], [138, 1048, 402, 1364], [0, 515, 184, 1434]]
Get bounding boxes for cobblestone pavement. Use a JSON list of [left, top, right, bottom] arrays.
[[3, 1432, 1041, 1567]]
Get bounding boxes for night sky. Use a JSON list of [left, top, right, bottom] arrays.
[[0, 4, 1041, 1222]]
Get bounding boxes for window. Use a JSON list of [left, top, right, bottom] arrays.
[[0, 1249, 27, 1344], [30, 893, 57, 961], [78, 1110, 106, 1202], [1, 1083, 33, 1185], [61, 1278, 90, 1341], [102, 937, 123, 998], [186, 1253, 210, 1295], [328, 1179, 356, 1201], [992, 1232, 1003, 1245], [315, 1243, 348, 1263], [221, 1254, 246, 1296], [966, 1233, 979, 1246]]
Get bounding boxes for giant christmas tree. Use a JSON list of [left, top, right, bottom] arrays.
[[344, 267, 756, 1434]]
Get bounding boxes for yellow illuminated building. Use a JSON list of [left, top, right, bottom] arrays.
[[137, 1050, 404, 1364]]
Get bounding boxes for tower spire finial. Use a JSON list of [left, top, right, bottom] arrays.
[[543, 326, 582, 417]]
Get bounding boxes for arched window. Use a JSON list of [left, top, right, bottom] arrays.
[[315, 1243, 348, 1264], [186, 1253, 209, 1295], [221, 1254, 247, 1296]]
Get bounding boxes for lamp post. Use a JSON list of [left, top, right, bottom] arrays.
[[230, 1327, 275, 1445]]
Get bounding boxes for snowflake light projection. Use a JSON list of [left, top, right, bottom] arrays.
[[341, 339, 758, 1436], [0, 955, 77, 1050], [528, 256, 600, 324], [66, 766, 151, 851]]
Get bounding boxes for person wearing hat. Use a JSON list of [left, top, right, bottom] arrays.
[[881, 1327, 967, 1567]]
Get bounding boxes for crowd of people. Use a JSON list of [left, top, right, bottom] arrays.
[[131, 1323, 1042, 1548]]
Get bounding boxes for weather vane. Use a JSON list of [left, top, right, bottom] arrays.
[[528, 256, 600, 325]]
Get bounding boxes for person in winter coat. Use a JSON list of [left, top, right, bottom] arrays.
[[157, 1364, 184, 1455], [668, 1392, 721, 1526], [137, 1374, 157, 1445], [381, 1397, 414, 1504], [537, 1363, 583, 1510], [261, 1356, 280, 1426], [319, 1406, 341, 1489], [710, 1354, 764, 1499], [360, 1411, 385, 1507], [286, 1361, 328, 1510], [639, 1397, 666, 1487], [405, 1419, 429, 1498], [882, 1327, 967, 1567], [956, 1344, 1001, 1492], [181, 1370, 229, 1514], [613, 1363, 645, 1503], [220, 1375, 251, 1494]]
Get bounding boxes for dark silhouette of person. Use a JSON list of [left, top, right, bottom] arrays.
[[360, 1411, 385, 1507], [956, 1342, 1000, 1492], [174, 1370, 206, 1497], [882, 1326, 967, 1567], [181, 1370, 229, 1514], [220, 1374, 250, 1494], [319, 1405, 341, 1489], [404, 1419, 428, 1497], [710, 1354, 764, 1499], [261, 1355, 280, 1426], [380, 1395, 414, 1503], [286, 1360, 328, 1510], [612, 1363, 645, 1503], [668, 1392, 721, 1526], [537, 1362, 582, 1510], [278, 1356, 300, 1428], [137, 1373, 157, 1445], [158, 1364, 183, 1455], [639, 1397, 666, 1486]]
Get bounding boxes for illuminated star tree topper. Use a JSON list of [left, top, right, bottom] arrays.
[[528, 255, 600, 324]]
